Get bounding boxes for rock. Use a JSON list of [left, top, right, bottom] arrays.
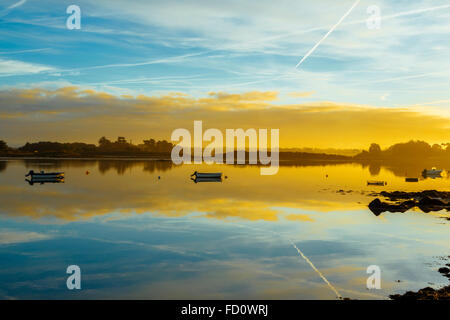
[[419, 196, 445, 206], [368, 190, 450, 215], [438, 267, 450, 274], [390, 285, 450, 300], [369, 198, 417, 216]]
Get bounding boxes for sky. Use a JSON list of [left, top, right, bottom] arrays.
[[0, 0, 449, 148]]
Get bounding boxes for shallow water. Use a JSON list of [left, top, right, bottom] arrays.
[[0, 159, 448, 299]]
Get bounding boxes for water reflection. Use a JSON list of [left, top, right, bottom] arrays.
[[25, 178, 65, 185], [0, 159, 448, 300], [0, 160, 7, 172], [0, 159, 447, 222]]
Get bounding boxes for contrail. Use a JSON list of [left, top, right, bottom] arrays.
[[7, 0, 26, 10], [295, 0, 360, 69], [233, 223, 343, 299], [289, 239, 343, 299]]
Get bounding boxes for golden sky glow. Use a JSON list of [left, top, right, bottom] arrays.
[[0, 87, 449, 148]]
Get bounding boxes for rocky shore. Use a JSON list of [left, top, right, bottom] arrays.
[[390, 256, 450, 300], [368, 190, 450, 216], [389, 285, 450, 300]]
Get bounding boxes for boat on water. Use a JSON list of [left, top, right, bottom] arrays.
[[405, 177, 419, 182], [422, 167, 443, 178], [25, 170, 65, 179], [191, 171, 222, 179], [367, 180, 386, 186]]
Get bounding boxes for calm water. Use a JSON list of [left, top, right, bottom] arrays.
[[0, 159, 449, 299]]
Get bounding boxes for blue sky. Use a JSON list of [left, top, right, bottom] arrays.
[[0, 1, 449, 147], [1, 0, 449, 109]]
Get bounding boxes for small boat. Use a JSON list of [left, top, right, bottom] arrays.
[[25, 170, 65, 179], [367, 180, 386, 186], [422, 167, 443, 178], [405, 178, 419, 182], [191, 171, 222, 179]]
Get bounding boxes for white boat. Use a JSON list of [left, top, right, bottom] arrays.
[[422, 167, 443, 177]]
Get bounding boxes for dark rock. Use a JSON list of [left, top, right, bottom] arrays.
[[390, 285, 450, 300], [419, 196, 445, 206], [438, 267, 450, 274], [369, 198, 417, 216], [369, 190, 450, 215]]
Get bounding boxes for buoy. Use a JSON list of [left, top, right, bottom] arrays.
[[86, 170, 90, 175], [158, 176, 161, 180]]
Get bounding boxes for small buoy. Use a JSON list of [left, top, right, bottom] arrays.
[[86, 170, 90, 175], [225, 176, 228, 179], [326, 174, 328, 178], [158, 176, 161, 180]]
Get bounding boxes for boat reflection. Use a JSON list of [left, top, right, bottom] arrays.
[[191, 176, 222, 183], [25, 177, 65, 185]]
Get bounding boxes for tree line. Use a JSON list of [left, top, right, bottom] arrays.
[[1, 138, 449, 160], [0, 137, 174, 157], [354, 140, 450, 160]]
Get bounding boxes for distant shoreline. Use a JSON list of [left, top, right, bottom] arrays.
[[0, 155, 173, 161]]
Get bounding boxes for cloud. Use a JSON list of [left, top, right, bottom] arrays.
[[288, 91, 315, 98], [7, 0, 26, 10], [0, 87, 449, 148], [0, 229, 50, 245], [0, 59, 54, 76], [0, 0, 27, 17]]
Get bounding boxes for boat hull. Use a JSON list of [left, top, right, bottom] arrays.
[[367, 181, 386, 186], [422, 169, 443, 177], [30, 173, 64, 179]]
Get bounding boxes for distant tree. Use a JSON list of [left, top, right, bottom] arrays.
[[368, 143, 381, 154], [384, 140, 433, 159], [443, 143, 450, 154], [98, 136, 111, 147], [0, 140, 7, 151], [143, 139, 156, 150], [432, 143, 442, 153], [116, 137, 127, 144]]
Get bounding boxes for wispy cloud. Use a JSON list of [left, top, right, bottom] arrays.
[[7, 0, 27, 10], [0, 0, 27, 17], [0, 59, 55, 76], [0, 48, 51, 55], [0, 229, 51, 245], [288, 91, 315, 98]]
